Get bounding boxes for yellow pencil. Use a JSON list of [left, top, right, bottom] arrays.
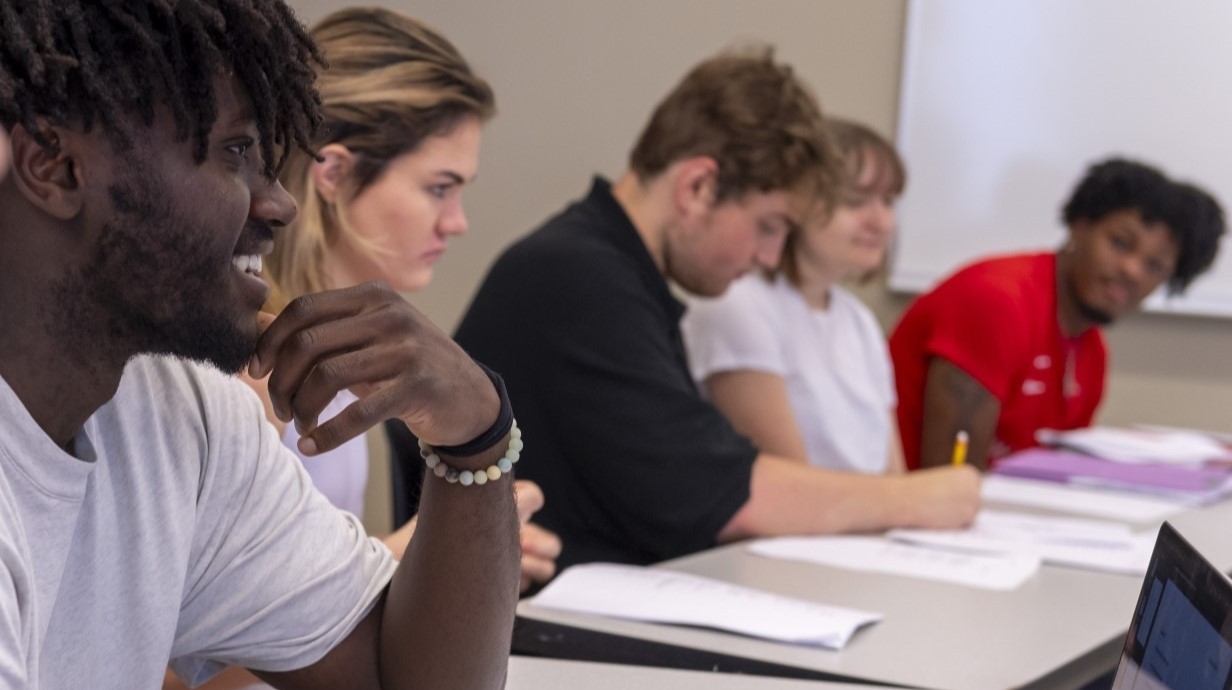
[[951, 430, 969, 466]]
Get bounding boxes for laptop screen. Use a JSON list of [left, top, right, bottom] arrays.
[[1112, 522, 1232, 690]]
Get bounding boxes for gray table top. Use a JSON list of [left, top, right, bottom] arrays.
[[506, 657, 890, 689], [518, 495, 1232, 690]]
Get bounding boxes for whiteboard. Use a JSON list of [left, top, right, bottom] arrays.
[[892, 0, 1232, 318]]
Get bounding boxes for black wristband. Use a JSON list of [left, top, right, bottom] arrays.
[[434, 361, 514, 458]]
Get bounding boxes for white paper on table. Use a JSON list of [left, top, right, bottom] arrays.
[[1135, 424, 1232, 447], [982, 475, 1184, 523], [529, 563, 881, 649], [1036, 426, 1232, 465], [748, 536, 1039, 591], [888, 510, 1160, 575]]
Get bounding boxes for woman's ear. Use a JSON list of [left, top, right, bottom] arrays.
[[309, 143, 356, 205]]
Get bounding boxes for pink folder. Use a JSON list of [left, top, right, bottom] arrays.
[[993, 448, 1232, 495]]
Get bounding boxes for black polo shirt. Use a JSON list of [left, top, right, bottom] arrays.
[[453, 177, 757, 569]]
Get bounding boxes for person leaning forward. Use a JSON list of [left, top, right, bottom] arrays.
[[452, 48, 980, 572]]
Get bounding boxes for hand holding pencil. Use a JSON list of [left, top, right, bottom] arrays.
[[951, 430, 969, 466]]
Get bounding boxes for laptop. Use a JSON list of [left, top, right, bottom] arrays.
[[1112, 522, 1232, 689]]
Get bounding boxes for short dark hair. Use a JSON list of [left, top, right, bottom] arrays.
[[1168, 182, 1225, 295], [0, 0, 324, 178], [1062, 158, 1225, 295]]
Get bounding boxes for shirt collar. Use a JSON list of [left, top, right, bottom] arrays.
[[584, 176, 687, 323]]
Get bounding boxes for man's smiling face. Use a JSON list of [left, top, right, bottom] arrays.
[[58, 75, 297, 373]]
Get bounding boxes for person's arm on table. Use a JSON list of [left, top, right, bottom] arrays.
[[509, 481, 562, 591], [380, 479, 560, 591], [247, 283, 519, 690], [704, 370, 808, 463], [917, 357, 1001, 471], [717, 452, 980, 541]]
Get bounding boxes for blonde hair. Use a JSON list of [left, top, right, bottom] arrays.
[[778, 118, 907, 286], [267, 7, 495, 311]]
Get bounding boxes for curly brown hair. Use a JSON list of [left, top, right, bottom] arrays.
[[628, 47, 843, 208]]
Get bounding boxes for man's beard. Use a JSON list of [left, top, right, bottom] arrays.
[[50, 171, 257, 374], [1073, 296, 1115, 326]]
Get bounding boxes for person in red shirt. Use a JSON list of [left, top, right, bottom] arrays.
[[891, 158, 1225, 470]]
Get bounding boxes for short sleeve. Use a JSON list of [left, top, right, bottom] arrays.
[[681, 277, 786, 382], [168, 375, 395, 684], [918, 277, 1031, 401]]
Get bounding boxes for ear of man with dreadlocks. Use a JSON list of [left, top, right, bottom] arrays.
[[0, 2, 519, 689]]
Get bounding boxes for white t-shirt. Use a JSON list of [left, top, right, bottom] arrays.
[[0, 356, 396, 689], [682, 274, 896, 474], [284, 390, 368, 519]]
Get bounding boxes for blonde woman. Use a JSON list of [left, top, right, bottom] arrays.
[[264, 6, 558, 578], [682, 120, 907, 475], [164, 9, 557, 690]]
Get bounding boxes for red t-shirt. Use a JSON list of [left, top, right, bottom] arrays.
[[889, 253, 1106, 470]]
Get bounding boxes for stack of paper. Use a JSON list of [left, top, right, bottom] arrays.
[[1135, 424, 1232, 446], [888, 510, 1159, 575], [748, 536, 1040, 590], [982, 475, 1185, 522], [530, 563, 881, 649], [1036, 426, 1232, 465], [994, 448, 1232, 504]]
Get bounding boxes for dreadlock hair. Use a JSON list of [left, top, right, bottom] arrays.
[[0, 0, 324, 178]]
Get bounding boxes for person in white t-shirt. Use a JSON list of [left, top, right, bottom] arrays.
[[1, 2, 519, 689], [683, 119, 906, 474]]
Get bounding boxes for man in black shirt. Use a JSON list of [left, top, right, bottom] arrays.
[[454, 50, 981, 570]]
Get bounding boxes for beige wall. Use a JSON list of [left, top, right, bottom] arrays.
[[291, 0, 1232, 453]]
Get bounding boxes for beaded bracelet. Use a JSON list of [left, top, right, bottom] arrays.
[[420, 421, 522, 486]]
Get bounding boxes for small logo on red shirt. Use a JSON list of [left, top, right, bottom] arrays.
[[1022, 379, 1047, 395]]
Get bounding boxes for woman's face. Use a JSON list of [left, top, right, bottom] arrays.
[[798, 153, 898, 282], [329, 117, 482, 292]]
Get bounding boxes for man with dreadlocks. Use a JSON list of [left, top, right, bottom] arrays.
[[0, 2, 518, 689]]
